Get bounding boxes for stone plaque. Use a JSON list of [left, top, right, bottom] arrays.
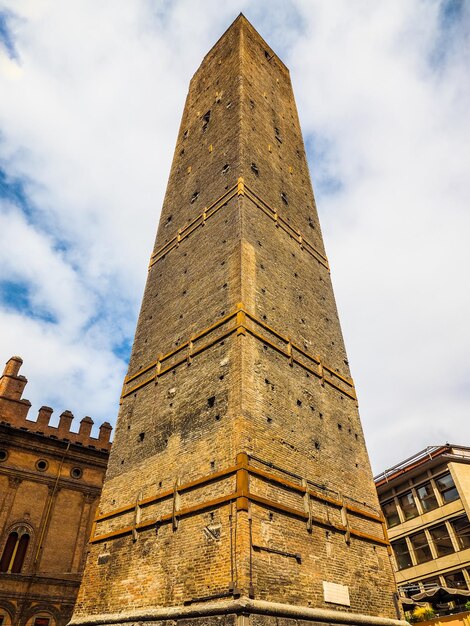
[[323, 581, 350, 606]]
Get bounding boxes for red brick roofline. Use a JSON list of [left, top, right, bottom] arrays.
[[373, 444, 470, 487], [0, 355, 112, 451]]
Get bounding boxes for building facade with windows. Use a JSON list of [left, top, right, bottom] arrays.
[[0, 356, 112, 626], [375, 445, 470, 597]]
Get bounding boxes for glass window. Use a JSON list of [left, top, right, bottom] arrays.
[[34, 619, 50, 626], [0, 529, 30, 573], [409, 531, 432, 564], [392, 538, 413, 569], [421, 576, 441, 591], [444, 570, 467, 589], [382, 500, 400, 527], [416, 482, 438, 513], [435, 473, 459, 503], [429, 523, 454, 557], [399, 491, 419, 520], [451, 516, 470, 550]]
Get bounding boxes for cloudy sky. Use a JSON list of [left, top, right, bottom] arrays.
[[0, 0, 469, 473]]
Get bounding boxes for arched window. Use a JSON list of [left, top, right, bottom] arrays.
[[0, 526, 30, 573]]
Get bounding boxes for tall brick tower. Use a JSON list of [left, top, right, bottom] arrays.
[[71, 15, 404, 626]]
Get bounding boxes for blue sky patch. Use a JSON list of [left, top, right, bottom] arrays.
[[0, 10, 18, 60], [305, 134, 343, 199], [0, 280, 57, 324]]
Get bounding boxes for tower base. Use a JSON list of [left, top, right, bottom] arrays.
[[69, 597, 407, 626]]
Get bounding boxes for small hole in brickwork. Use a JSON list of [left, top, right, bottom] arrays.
[[121, 459, 124, 464], [310, 405, 315, 412], [319, 412, 323, 419], [159, 481, 162, 488], [207, 396, 216, 408], [166, 215, 172, 224], [294, 272, 298, 278], [308, 217, 315, 229], [267, 416, 272, 423], [250, 99, 255, 109], [190, 191, 199, 204], [338, 423, 342, 430], [262, 314, 267, 320], [180, 148, 185, 156], [355, 433, 358, 440], [297, 399, 302, 407], [261, 288, 266, 294], [251, 162, 259, 176], [275, 127, 282, 143], [260, 263, 265, 270], [300, 318, 305, 324], [183, 129, 189, 139], [215, 414, 220, 421], [222, 164, 230, 174], [314, 441, 321, 450], [257, 240, 262, 247], [221, 260, 225, 266], [281, 192, 288, 205], [265, 378, 270, 385], [182, 290, 187, 295], [226, 101, 232, 109], [179, 314, 183, 319], [220, 341, 225, 346], [220, 310, 225, 316], [264, 50, 270, 59], [210, 461, 215, 469], [263, 344, 268, 351], [219, 375, 224, 381], [202, 110, 211, 131], [139, 432, 145, 442], [355, 463, 359, 468], [269, 511, 274, 521]]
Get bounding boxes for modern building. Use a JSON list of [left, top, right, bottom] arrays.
[[375, 445, 470, 597], [0, 356, 112, 626], [71, 14, 403, 626]]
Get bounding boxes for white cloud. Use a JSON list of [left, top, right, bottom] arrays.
[[0, 0, 468, 471]]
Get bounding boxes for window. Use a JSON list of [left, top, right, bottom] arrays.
[[416, 482, 438, 512], [444, 570, 467, 589], [451, 515, 470, 550], [409, 531, 432, 564], [70, 467, 83, 479], [399, 491, 418, 520], [0, 449, 7, 462], [429, 523, 454, 557], [435, 472, 459, 503], [382, 499, 400, 528], [35, 459, 48, 471], [421, 577, 441, 591], [392, 538, 412, 569], [0, 527, 30, 573], [34, 619, 50, 626]]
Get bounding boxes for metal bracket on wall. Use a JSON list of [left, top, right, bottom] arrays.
[[252, 544, 302, 563]]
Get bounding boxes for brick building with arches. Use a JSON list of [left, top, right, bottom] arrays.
[[0, 356, 111, 626]]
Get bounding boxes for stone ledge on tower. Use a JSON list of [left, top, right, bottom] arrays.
[[0, 355, 112, 451]]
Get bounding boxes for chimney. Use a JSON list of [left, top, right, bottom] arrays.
[[0, 356, 28, 400], [79, 416, 94, 439], [58, 410, 74, 436], [36, 406, 53, 430], [98, 422, 113, 446]]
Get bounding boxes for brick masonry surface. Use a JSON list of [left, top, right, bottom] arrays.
[[71, 14, 400, 626], [0, 356, 111, 626]]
